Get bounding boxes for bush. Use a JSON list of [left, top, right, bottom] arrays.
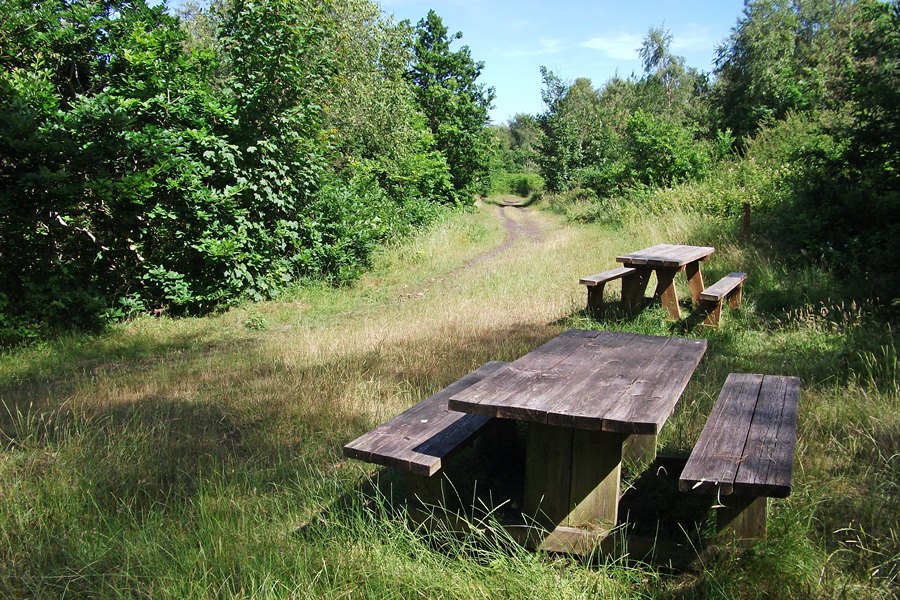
[[624, 110, 710, 187], [489, 172, 545, 197]]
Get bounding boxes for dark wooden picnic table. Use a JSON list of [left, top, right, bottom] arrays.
[[448, 330, 707, 552], [616, 243, 715, 319]]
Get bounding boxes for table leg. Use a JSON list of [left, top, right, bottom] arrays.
[[654, 268, 681, 319], [685, 261, 704, 305], [524, 423, 621, 531], [622, 433, 657, 466], [621, 268, 651, 311]]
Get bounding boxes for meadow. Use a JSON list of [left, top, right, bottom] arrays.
[[0, 197, 896, 598]]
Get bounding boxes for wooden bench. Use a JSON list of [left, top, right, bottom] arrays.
[[679, 373, 801, 540], [579, 266, 637, 315], [699, 272, 746, 327], [343, 361, 507, 500]]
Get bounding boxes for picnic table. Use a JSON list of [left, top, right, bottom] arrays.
[[616, 243, 715, 320], [448, 329, 707, 552]]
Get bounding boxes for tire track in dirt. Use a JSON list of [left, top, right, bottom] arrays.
[[398, 202, 546, 300]]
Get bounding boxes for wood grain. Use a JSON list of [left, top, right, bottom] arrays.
[[342, 361, 506, 476]]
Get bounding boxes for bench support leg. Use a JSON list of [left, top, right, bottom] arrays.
[[654, 268, 681, 320], [728, 284, 743, 309], [524, 424, 621, 533], [586, 283, 607, 315], [700, 300, 722, 328], [716, 495, 767, 541], [685, 261, 704, 305], [621, 269, 651, 312], [406, 473, 446, 507]]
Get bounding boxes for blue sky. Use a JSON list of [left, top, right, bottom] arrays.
[[380, 1, 748, 123]]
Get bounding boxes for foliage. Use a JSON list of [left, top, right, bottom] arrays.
[[712, 0, 848, 143], [624, 110, 711, 187], [0, 0, 486, 343], [406, 10, 495, 202], [488, 172, 545, 197]]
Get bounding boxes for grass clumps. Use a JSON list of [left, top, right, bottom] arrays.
[[0, 201, 897, 597]]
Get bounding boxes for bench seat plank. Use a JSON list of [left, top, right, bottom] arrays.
[[700, 272, 747, 302], [679, 373, 764, 494], [734, 376, 801, 497], [579, 266, 636, 287], [343, 361, 506, 477], [680, 373, 800, 497]]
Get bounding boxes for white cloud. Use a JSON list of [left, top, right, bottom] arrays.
[[671, 24, 717, 52], [581, 33, 643, 61], [502, 38, 567, 58]]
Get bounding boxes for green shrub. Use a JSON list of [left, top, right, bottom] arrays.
[[624, 110, 710, 187], [489, 172, 545, 197]]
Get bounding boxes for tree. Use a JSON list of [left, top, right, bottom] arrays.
[[407, 10, 495, 201], [713, 0, 846, 142]]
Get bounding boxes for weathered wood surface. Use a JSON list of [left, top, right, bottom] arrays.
[[343, 361, 507, 477], [679, 373, 800, 498], [579, 266, 636, 287], [580, 266, 638, 314], [616, 244, 715, 268], [700, 272, 747, 302], [448, 331, 707, 434]]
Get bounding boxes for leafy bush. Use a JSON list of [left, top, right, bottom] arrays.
[[0, 0, 457, 344], [489, 172, 545, 197], [624, 110, 710, 187]]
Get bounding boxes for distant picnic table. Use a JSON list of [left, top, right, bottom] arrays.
[[615, 243, 715, 319]]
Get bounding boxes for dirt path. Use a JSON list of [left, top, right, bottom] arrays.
[[398, 200, 548, 300], [449, 203, 545, 276]]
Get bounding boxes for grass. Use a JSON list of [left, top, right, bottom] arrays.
[[0, 198, 897, 598]]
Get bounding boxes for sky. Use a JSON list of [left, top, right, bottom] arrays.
[[379, 0, 748, 124]]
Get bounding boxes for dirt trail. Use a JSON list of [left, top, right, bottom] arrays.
[[448, 203, 544, 276], [398, 201, 547, 300]]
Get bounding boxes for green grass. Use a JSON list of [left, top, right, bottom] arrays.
[[0, 199, 896, 598]]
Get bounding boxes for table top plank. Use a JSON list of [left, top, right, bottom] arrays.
[[734, 375, 800, 497], [447, 330, 599, 418], [601, 337, 708, 434], [520, 332, 640, 428], [450, 331, 707, 432], [617, 244, 715, 268], [548, 334, 676, 430], [678, 373, 764, 494]]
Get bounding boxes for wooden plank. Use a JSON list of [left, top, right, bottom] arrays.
[[716, 496, 767, 541], [618, 245, 714, 268], [700, 272, 747, 302], [602, 337, 707, 434], [579, 266, 636, 287], [734, 375, 800, 498], [621, 268, 652, 310], [663, 245, 715, 266], [679, 373, 764, 494], [448, 330, 599, 418], [685, 261, 704, 304], [615, 243, 671, 265], [524, 423, 573, 529], [567, 430, 622, 529], [654, 267, 681, 319], [549, 333, 673, 430], [342, 361, 506, 476], [516, 332, 639, 428]]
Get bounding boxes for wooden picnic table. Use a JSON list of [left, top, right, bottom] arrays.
[[616, 243, 715, 319], [448, 330, 707, 552]]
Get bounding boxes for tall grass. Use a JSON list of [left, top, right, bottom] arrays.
[[0, 200, 896, 597]]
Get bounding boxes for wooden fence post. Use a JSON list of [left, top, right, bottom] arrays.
[[742, 202, 751, 242]]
